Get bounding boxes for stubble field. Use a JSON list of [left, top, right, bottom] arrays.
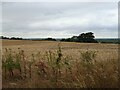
[[2, 40, 119, 88]]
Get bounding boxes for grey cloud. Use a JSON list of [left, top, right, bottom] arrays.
[[2, 2, 118, 38]]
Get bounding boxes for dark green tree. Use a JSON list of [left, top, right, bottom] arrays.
[[77, 32, 97, 43], [61, 32, 98, 43]]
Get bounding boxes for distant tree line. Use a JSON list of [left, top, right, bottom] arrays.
[[43, 38, 56, 41], [0, 32, 98, 43], [61, 32, 98, 43], [0, 36, 23, 40], [32, 38, 57, 41]]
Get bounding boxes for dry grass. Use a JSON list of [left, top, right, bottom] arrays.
[[2, 40, 118, 88]]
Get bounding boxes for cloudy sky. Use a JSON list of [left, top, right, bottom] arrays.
[[2, 2, 118, 38]]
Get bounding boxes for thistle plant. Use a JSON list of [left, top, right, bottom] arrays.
[[4, 49, 14, 77], [2, 48, 22, 78], [20, 50, 27, 78], [45, 43, 63, 82], [55, 43, 62, 79], [28, 54, 35, 78], [46, 50, 57, 79], [15, 52, 22, 77], [64, 56, 72, 79]]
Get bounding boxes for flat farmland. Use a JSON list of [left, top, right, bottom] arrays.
[[2, 40, 118, 61], [2, 40, 119, 88]]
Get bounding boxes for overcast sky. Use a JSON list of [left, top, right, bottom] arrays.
[[2, 2, 118, 38]]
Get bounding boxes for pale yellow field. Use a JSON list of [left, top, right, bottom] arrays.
[[2, 40, 119, 88], [2, 40, 118, 61]]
